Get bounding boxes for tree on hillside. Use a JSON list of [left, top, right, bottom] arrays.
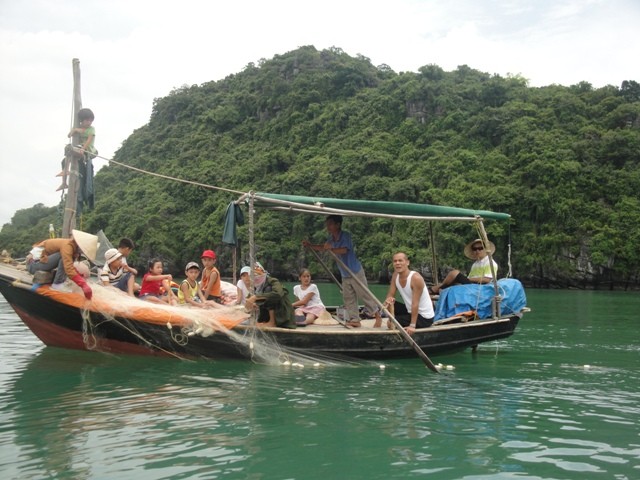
[[1, 47, 638, 289]]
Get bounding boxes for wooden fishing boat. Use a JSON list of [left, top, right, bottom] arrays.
[[0, 192, 529, 366], [0, 263, 525, 362]]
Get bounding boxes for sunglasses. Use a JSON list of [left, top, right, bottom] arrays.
[[472, 246, 484, 251]]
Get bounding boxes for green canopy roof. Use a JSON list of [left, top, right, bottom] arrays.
[[249, 192, 510, 222]]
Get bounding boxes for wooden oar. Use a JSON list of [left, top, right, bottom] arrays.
[[304, 245, 351, 329], [327, 250, 439, 373], [305, 244, 342, 292]]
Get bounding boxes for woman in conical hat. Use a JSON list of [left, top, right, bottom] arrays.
[[27, 230, 98, 299], [71, 229, 99, 263], [430, 238, 498, 295]]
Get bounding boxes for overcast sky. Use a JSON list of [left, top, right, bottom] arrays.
[[1, 0, 639, 228]]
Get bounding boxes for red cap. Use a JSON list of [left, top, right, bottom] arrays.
[[201, 249, 216, 260]]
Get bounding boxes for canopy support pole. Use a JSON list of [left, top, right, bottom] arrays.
[[476, 219, 501, 319], [305, 245, 342, 292], [247, 192, 257, 327], [305, 245, 352, 329], [429, 222, 439, 285]]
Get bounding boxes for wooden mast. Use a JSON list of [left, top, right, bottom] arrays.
[[61, 58, 82, 237]]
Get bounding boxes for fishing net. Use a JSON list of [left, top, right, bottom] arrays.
[[41, 281, 363, 368]]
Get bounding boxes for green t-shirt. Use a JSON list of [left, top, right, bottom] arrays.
[[79, 126, 97, 154], [468, 256, 498, 279]]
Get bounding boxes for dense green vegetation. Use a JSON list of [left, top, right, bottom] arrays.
[[2, 46, 639, 288]]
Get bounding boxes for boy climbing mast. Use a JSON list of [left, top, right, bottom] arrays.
[[58, 108, 96, 191]]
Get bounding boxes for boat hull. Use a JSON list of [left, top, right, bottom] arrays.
[[0, 269, 521, 361]]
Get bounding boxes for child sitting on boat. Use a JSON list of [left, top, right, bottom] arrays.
[[117, 237, 140, 294], [178, 261, 221, 308], [200, 249, 222, 303], [139, 258, 177, 305], [100, 248, 135, 296], [236, 266, 251, 305], [292, 269, 327, 325]]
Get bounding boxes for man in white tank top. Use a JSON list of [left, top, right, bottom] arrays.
[[383, 252, 435, 334]]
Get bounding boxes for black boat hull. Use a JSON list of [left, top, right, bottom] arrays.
[[0, 272, 521, 361]]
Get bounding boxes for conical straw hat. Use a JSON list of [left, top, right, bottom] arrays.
[[464, 238, 496, 259], [314, 309, 339, 325], [71, 229, 99, 263]]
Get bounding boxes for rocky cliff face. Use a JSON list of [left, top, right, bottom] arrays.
[[521, 245, 639, 290]]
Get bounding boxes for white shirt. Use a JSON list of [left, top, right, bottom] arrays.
[[293, 284, 325, 308], [395, 271, 435, 319], [236, 280, 249, 305]]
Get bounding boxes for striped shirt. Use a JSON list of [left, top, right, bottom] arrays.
[[100, 264, 125, 285]]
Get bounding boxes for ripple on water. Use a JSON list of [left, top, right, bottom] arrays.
[[2, 291, 640, 479]]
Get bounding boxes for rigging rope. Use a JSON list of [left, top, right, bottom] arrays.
[[89, 150, 245, 196], [507, 224, 513, 278]]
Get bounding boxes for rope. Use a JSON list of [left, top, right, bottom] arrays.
[[81, 309, 97, 350], [69, 91, 75, 138], [473, 221, 500, 317], [79, 303, 189, 360], [507, 224, 513, 278], [89, 150, 245, 196]]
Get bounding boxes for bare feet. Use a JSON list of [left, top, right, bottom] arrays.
[[346, 320, 361, 328], [373, 313, 382, 328], [258, 320, 276, 328]]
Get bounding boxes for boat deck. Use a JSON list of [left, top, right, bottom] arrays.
[[1, 262, 520, 338], [0, 263, 33, 285], [256, 313, 514, 335]]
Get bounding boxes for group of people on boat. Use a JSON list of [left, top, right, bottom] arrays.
[[103, 246, 229, 308], [304, 214, 498, 334], [25, 213, 498, 335], [26, 232, 210, 305], [233, 264, 329, 329]]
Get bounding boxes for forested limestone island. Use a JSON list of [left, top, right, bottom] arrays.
[[1, 46, 639, 290]]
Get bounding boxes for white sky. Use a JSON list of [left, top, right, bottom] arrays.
[[1, 0, 639, 227]]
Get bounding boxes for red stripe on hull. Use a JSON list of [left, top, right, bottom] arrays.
[[12, 305, 171, 357]]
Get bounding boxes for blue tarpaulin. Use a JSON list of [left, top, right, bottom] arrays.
[[433, 278, 527, 320]]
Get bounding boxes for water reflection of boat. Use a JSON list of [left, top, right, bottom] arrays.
[[6, 348, 258, 478], [0, 193, 528, 364]]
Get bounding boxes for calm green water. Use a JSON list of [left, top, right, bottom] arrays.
[[0, 288, 639, 479]]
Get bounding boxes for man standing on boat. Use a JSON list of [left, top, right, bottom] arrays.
[[303, 215, 381, 328], [384, 252, 435, 335]]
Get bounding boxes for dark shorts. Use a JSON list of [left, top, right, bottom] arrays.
[[392, 302, 434, 328], [113, 272, 132, 292], [206, 295, 222, 304], [453, 273, 472, 285]]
